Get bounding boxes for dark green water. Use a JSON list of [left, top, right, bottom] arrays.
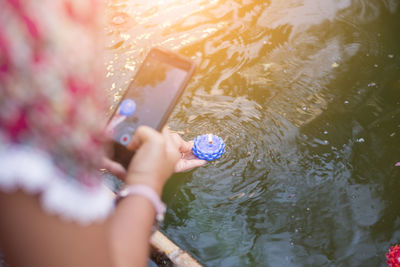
[[105, 0, 400, 266]]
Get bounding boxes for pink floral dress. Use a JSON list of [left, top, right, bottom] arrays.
[[0, 0, 113, 224]]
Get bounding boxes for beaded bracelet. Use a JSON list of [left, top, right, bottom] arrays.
[[115, 184, 166, 226]]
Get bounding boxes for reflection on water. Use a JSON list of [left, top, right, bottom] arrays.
[[105, 0, 400, 266]]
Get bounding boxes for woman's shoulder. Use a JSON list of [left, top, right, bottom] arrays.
[[0, 0, 112, 225], [0, 143, 113, 225]]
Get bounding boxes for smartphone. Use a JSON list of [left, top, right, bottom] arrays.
[[108, 47, 196, 168]]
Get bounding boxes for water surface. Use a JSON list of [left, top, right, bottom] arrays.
[[105, 0, 400, 266]]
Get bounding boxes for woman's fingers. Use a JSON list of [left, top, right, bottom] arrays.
[[169, 132, 194, 153], [165, 131, 207, 172], [175, 158, 207, 173], [179, 140, 193, 154], [168, 132, 186, 150], [101, 157, 127, 180]]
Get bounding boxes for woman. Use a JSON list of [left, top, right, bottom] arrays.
[[0, 0, 205, 266]]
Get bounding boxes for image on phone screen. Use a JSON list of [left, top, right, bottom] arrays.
[[108, 51, 190, 147]]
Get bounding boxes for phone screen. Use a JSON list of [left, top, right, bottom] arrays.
[[109, 51, 190, 147]]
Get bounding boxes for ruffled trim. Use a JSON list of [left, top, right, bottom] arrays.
[[0, 144, 113, 225]]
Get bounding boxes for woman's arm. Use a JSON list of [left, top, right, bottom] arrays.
[[0, 126, 181, 267], [110, 126, 181, 267], [110, 189, 157, 267], [0, 190, 156, 267], [0, 190, 112, 267]]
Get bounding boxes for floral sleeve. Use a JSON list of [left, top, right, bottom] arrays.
[[0, 0, 113, 224]]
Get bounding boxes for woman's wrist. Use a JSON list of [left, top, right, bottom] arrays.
[[115, 184, 167, 226]]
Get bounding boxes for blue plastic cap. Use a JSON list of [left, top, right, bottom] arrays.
[[192, 134, 225, 161], [119, 99, 136, 116]]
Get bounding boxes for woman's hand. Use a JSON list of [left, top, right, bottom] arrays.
[[169, 133, 207, 173], [125, 126, 181, 195], [103, 128, 206, 191]]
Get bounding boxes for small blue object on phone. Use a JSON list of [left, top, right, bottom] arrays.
[[192, 134, 225, 161], [119, 99, 136, 116]]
